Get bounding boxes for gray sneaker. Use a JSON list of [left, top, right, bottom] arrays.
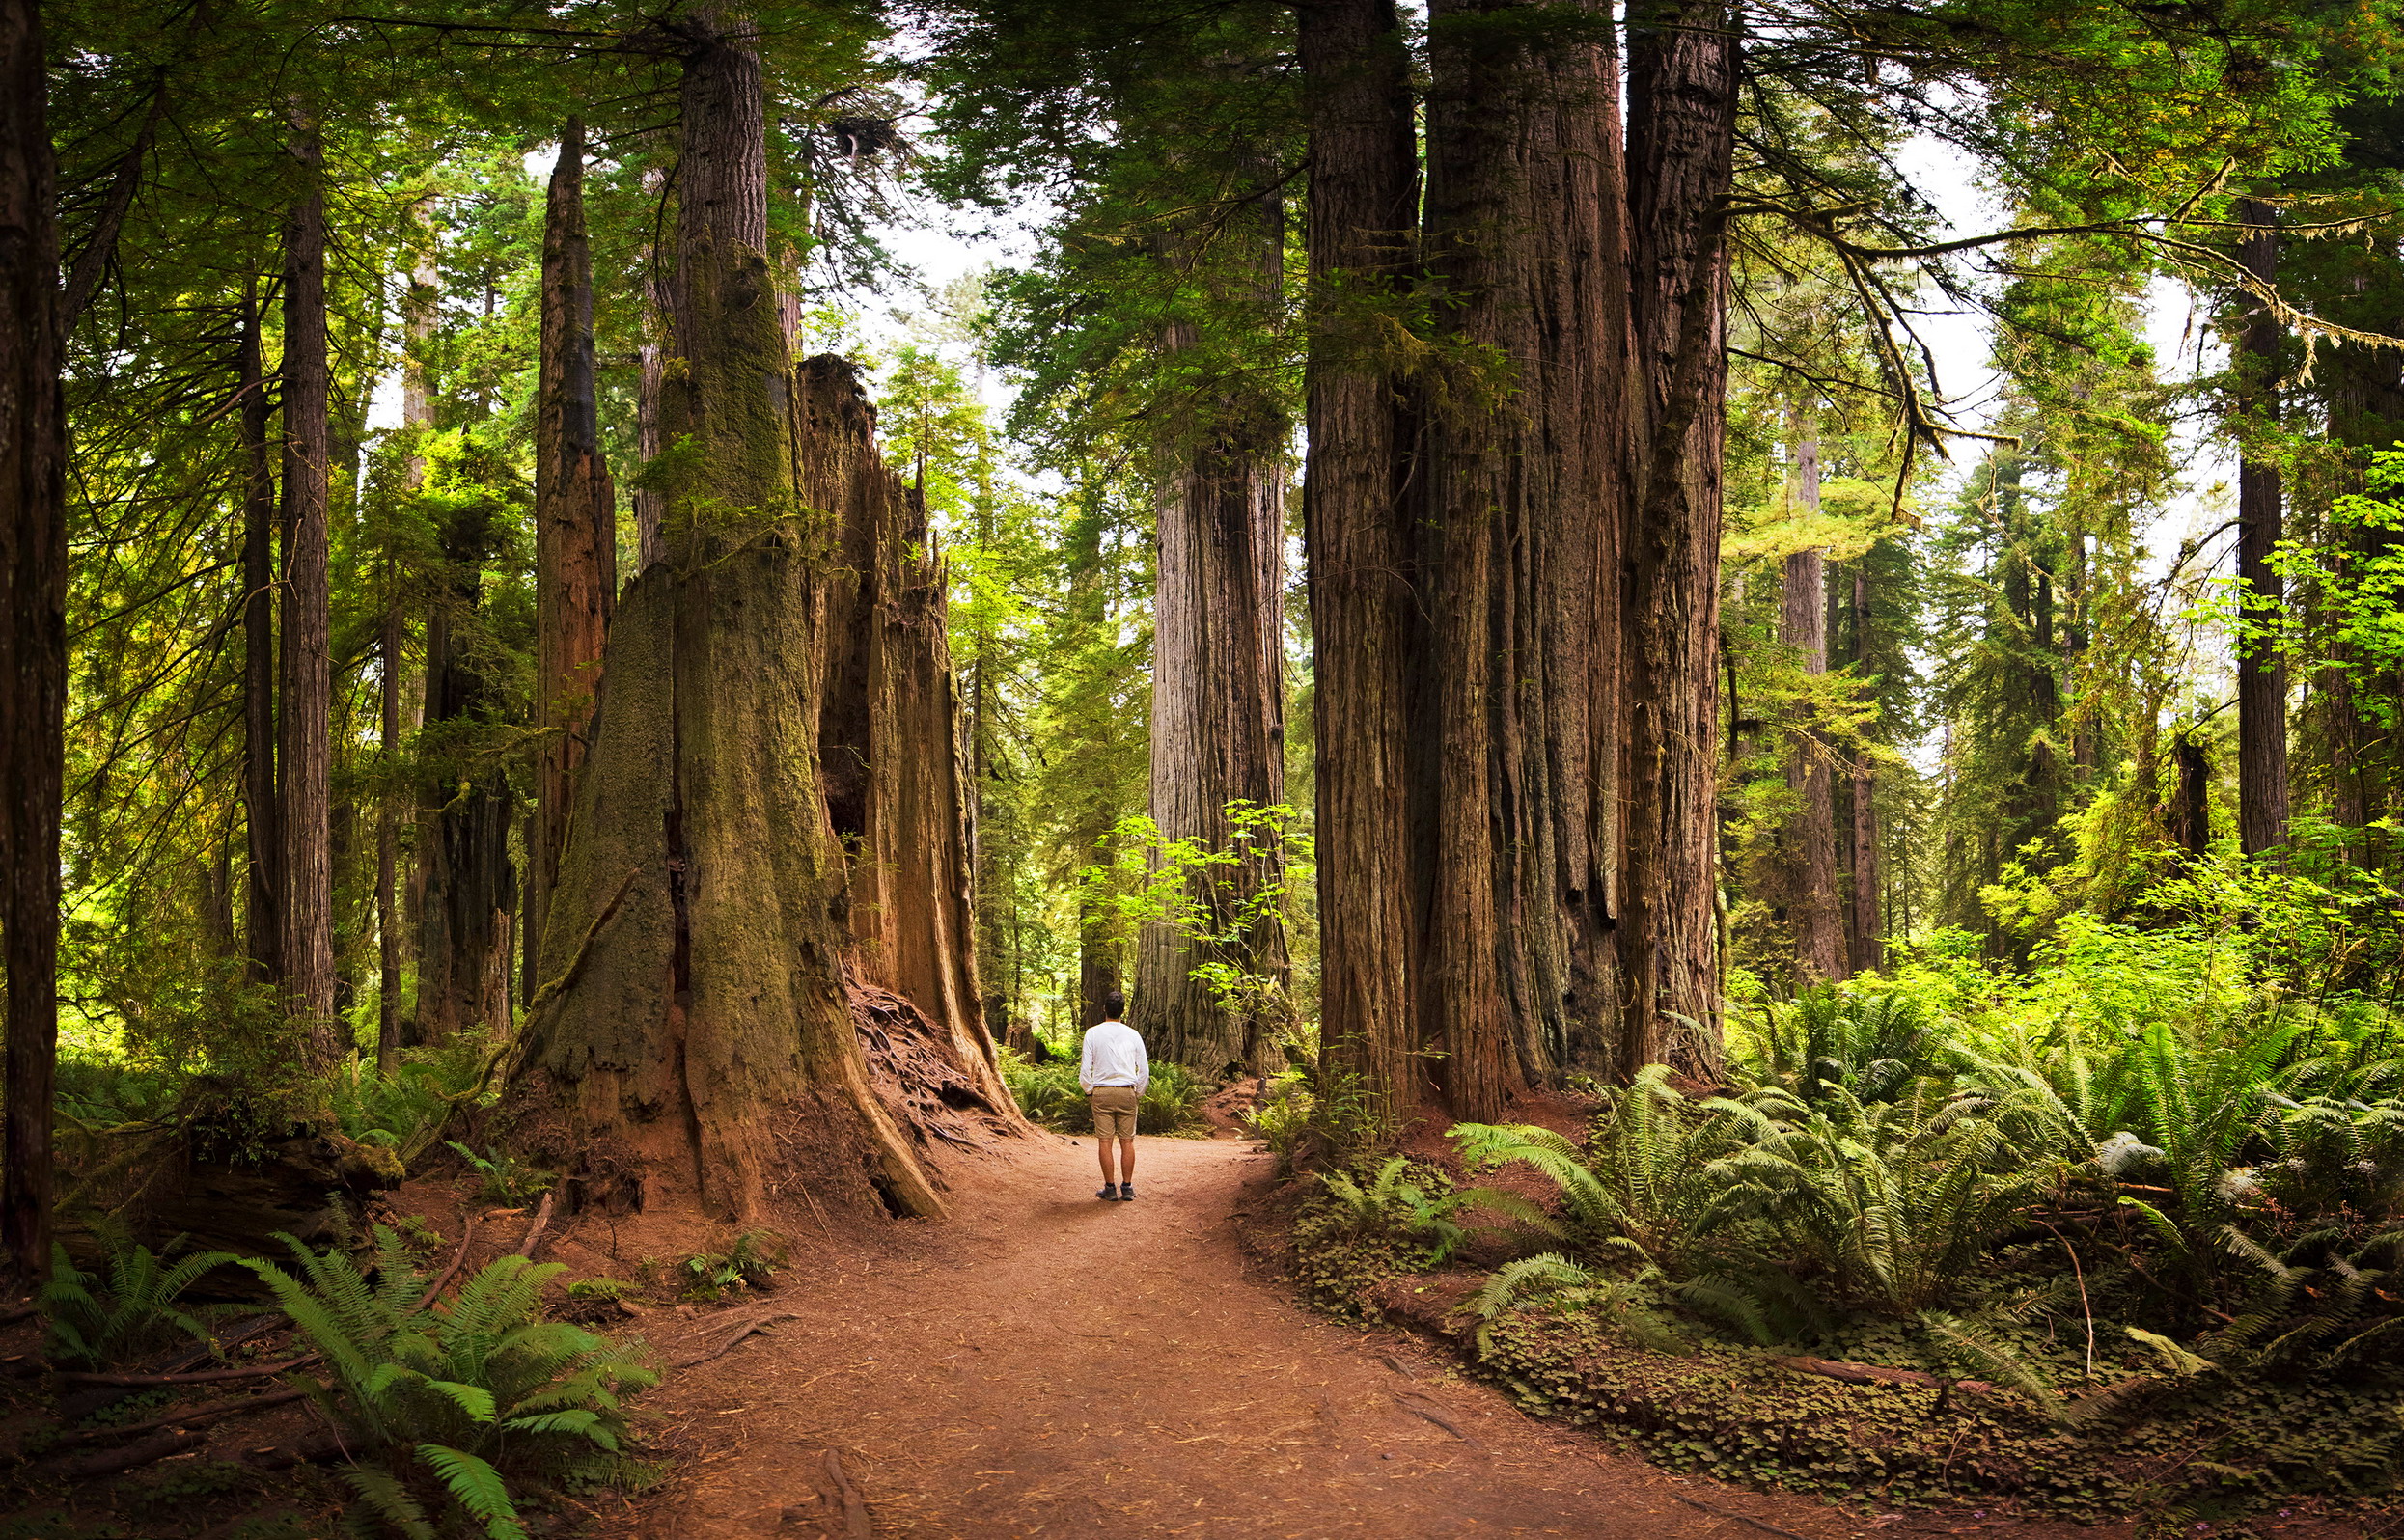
[[1118, 1184, 1135, 1201], [1097, 1185, 1121, 1201]]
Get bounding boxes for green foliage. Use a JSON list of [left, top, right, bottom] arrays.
[[994, 1049, 1213, 1135], [40, 1232, 240, 1369], [443, 1142, 553, 1208], [1467, 1253, 1690, 1360], [241, 1229, 654, 1539], [1313, 1157, 1551, 1266], [677, 1231, 785, 1301]]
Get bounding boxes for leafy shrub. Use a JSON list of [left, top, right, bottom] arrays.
[[444, 1141, 554, 1206], [1314, 1156, 1549, 1265], [242, 1228, 654, 1539], [41, 1232, 239, 1368], [1751, 985, 1944, 1105], [994, 1050, 1212, 1135], [678, 1230, 784, 1301]]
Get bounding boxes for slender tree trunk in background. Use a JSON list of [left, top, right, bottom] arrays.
[[2317, 332, 2403, 864], [1078, 900, 1121, 1032], [239, 298, 283, 987], [1298, 0, 1424, 1118], [415, 507, 517, 1044], [376, 598, 401, 1073], [2235, 197, 2290, 860], [1845, 572, 1883, 973], [1134, 197, 1288, 1082], [1619, 0, 1734, 1076], [2169, 729, 2212, 857], [517, 17, 948, 1222], [808, 355, 1009, 1104], [530, 119, 619, 1010], [1781, 439, 1843, 985], [277, 110, 340, 1065], [399, 250, 436, 989], [0, 0, 65, 1285]]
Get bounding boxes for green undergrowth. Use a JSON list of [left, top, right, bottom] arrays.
[[997, 1048, 1214, 1135]]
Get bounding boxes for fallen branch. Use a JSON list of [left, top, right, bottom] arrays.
[[60, 1388, 310, 1446], [411, 1208, 483, 1314], [1772, 1356, 1996, 1397], [238, 1428, 348, 1471], [514, 1193, 555, 1259], [56, 1356, 313, 1388], [674, 1310, 799, 1368], [1392, 1391, 1480, 1448], [1670, 1493, 1814, 1540], [53, 1427, 207, 1481]]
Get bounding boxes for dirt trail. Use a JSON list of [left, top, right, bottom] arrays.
[[605, 1134, 1927, 1540]]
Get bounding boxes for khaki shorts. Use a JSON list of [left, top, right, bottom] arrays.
[[1089, 1085, 1140, 1140]]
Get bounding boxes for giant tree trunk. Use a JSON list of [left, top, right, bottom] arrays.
[[1844, 571, 1882, 973], [514, 18, 948, 1223], [1, 0, 65, 1284], [2235, 198, 2289, 860], [1133, 216, 1289, 1081], [239, 296, 282, 988], [277, 110, 340, 1064], [1618, 0, 1733, 1076], [1781, 440, 1843, 984], [529, 119, 619, 1015], [808, 354, 1009, 1108], [1418, 0, 1629, 1114], [1298, 0, 1425, 1117]]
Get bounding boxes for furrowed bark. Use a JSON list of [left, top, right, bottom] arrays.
[[1844, 570, 1882, 973], [1419, 0, 1629, 1109], [239, 296, 282, 988], [531, 119, 619, 1005], [2234, 198, 2289, 861], [1298, 0, 1425, 1118], [277, 107, 339, 1063], [1620, 0, 1734, 1075], [0, 0, 64, 1285], [1781, 439, 1842, 985], [1134, 187, 1289, 1082], [516, 15, 946, 1222], [807, 355, 1009, 1107]]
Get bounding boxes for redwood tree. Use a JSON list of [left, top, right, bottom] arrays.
[[2235, 197, 2290, 860], [529, 118, 619, 999], [0, 0, 64, 1285], [277, 107, 340, 1064], [1781, 438, 1843, 984], [515, 15, 952, 1221]]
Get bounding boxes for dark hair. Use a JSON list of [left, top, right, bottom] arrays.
[[1101, 991, 1126, 1019]]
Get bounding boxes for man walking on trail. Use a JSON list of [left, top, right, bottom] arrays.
[[1081, 992, 1147, 1201]]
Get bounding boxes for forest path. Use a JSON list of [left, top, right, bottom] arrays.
[[612, 1133, 1895, 1540]]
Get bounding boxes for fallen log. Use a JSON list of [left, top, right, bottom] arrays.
[[53, 1427, 206, 1481], [674, 1310, 799, 1368], [55, 1355, 312, 1388]]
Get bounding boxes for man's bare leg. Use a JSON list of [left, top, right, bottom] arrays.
[[1097, 1136, 1119, 1187], [1117, 1138, 1136, 1192]]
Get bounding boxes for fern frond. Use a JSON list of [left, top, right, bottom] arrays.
[[417, 1444, 526, 1540]]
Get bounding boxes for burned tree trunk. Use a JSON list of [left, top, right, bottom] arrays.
[[2234, 198, 2289, 860], [1618, 0, 1734, 1076], [529, 119, 618, 1008], [1781, 439, 1843, 985], [277, 109, 340, 1064], [1, 0, 65, 1283], [514, 17, 949, 1222], [1133, 196, 1289, 1082], [807, 355, 1009, 1109], [1298, 0, 1425, 1117]]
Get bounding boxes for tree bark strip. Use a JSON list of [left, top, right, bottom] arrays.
[[531, 118, 619, 1001], [1, 0, 64, 1284], [239, 295, 282, 988], [1298, 0, 1425, 1117], [2235, 197, 2289, 860], [1619, 0, 1735, 1075], [276, 107, 339, 1063]]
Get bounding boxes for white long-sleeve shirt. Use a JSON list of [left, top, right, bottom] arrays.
[[1079, 1019, 1150, 1093]]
